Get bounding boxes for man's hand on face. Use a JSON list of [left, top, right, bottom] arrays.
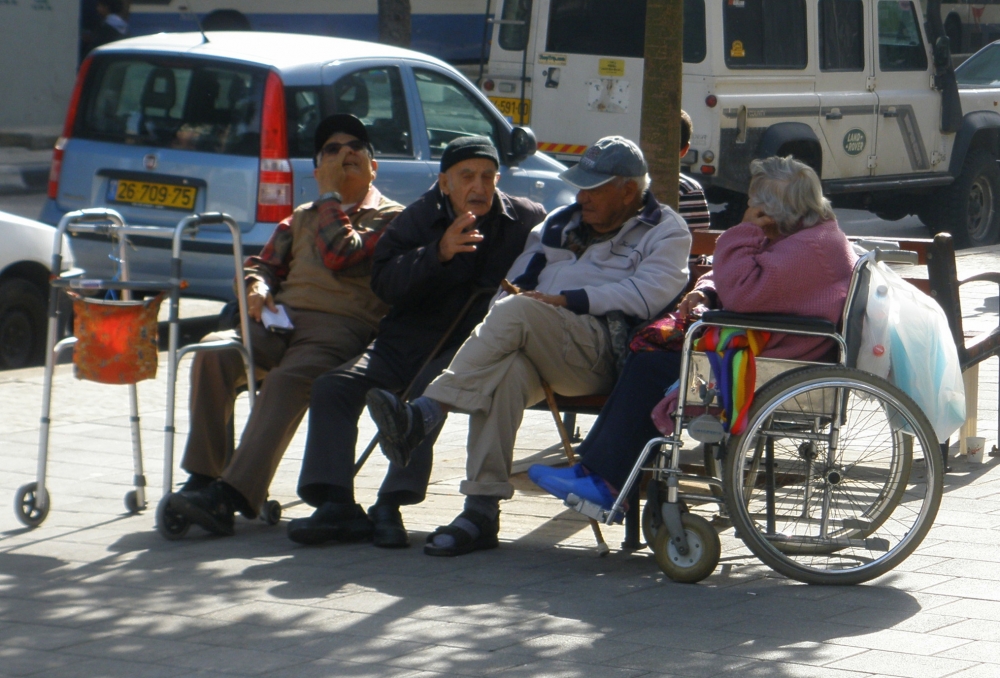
[[438, 212, 484, 262], [315, 144, 350, 197], [521, 290, 567, 307], [247, 280, 278, 323]]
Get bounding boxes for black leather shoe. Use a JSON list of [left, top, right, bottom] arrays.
[[365, 389, 425, 468], [369, 503, 409, 548], [168, 481, 235, 536], [287, 502, 374, 546]]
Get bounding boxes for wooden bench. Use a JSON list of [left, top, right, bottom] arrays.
[[532, 229, 1000, 548]]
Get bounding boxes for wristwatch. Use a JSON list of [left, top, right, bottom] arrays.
[[316, 190, 342, 204]]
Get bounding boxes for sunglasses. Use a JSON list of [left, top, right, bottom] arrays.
[[319, 139, 368, 157]]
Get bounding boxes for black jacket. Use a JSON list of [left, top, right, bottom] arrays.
[[370, 184, 546, 362]]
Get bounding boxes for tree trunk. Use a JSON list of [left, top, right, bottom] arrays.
[[378, 0, 412, 48], [640, 0, 683, 211]]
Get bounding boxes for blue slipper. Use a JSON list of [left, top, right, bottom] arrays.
[[532, 471, 617, 510], [527, 463, 585, 487]]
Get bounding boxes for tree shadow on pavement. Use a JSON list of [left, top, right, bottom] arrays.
[[0, 514, 932, 678]]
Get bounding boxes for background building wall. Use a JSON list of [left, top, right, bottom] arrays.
[[0, 0, 80, 128]]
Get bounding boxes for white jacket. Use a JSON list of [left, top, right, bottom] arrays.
[[505, 191, 692, 319]]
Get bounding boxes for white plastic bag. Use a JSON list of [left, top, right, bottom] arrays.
[[857, 282, 891, 379], [868, 262, 966, 443]]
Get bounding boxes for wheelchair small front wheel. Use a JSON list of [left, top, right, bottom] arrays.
[[652, 513, 720, 583]]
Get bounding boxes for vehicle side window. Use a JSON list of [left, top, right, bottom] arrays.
[[329, 67, 413, 157], [499, 0, 532, 52], [819, 0, 865, 71], [877, 0, 928, 72], [413, 69, 499, 159], [723, 0, 808, 70], [683, 0, 707, 64], [77, 56, 265, 155], [286, 88, 321, 159], [956, 44, 1000, 86]]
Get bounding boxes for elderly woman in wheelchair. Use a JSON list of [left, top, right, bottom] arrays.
[[530, 156, 945, 584]]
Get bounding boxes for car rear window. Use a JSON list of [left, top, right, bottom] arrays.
[[76, 55, 266, 156]]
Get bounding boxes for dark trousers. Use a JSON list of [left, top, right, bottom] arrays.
[[578, 350, 682, 490], [296, 341, 459, 508]]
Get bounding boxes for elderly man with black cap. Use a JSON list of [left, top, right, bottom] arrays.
[[165, 114, 404, 537], [366, 135, 692, 557], [285, 135, 547, 548]]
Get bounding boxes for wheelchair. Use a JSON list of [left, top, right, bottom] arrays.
[[565, 247, 945, 585]]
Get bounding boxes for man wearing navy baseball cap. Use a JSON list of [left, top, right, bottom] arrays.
[[366, 135, 693, 557]]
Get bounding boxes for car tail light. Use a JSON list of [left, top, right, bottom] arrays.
[[257, 71, 293, 223], [700, 165, 716, 175], [705, 94, 718, 108], [48, 57, 93, 200], [483, 79, 495, 92]]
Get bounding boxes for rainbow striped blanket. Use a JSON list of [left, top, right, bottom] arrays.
[[694, 327, 771, 435]]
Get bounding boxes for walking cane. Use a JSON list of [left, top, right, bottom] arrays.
[[353, 287, 495, 475]]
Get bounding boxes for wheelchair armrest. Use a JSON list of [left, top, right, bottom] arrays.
[[700, 310, 839, 335]]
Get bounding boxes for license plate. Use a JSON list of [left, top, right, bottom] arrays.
[[108, 179, 197, 211], [488, 96, 531, 125]]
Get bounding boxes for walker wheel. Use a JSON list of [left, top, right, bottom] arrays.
[[156, 495, 190, 540], [652, 513, 721, 584], [262, 499, 282, 526], [124, 490, 146, 514], [14, 482, 49, 527]]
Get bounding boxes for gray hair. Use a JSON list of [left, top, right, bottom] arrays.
[[615, 173, 650, 194], [747, 156, 834, 235]]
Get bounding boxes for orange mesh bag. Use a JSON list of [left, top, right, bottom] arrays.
[[71, 293, 164, 384]]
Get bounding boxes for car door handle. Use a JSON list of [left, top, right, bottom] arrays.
[[825, 110, 843, 120], [883, 109, 898, 118]]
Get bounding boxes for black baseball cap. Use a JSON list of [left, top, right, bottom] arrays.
[[313, 114, 374, 166]]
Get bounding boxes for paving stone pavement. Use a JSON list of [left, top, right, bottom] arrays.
[[2, 248, 1000, 678]]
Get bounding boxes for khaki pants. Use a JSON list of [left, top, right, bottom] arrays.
[[424, 294, 615, 499], [181, 308, 373, 512]]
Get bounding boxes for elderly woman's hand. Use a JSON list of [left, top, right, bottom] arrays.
[[743, 206, 781, 239], [678, 290, 710, 318]]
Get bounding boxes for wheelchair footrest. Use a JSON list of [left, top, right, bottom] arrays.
[[564, 493, 623, 524]]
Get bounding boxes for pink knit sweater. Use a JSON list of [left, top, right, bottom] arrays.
[[694, 219, 857, 361]]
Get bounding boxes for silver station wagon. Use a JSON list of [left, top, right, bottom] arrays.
[[42, 31, 574, 301]]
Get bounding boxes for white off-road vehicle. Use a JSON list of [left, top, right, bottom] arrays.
[[481, 0, 1000, 247]]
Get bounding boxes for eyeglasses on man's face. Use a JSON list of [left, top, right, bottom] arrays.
[[319, 139, 368, 158]]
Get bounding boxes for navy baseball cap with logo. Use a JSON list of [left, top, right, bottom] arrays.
[[559, 136, 649, 190]]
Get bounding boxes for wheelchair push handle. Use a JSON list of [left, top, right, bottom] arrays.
[[873, 248, 919, 265]]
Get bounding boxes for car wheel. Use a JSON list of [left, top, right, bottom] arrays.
[[938, 148, 1000, 248], [0, 279, 46, 369]]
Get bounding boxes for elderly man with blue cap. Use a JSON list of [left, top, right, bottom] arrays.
[[366, 136, 693, 557]]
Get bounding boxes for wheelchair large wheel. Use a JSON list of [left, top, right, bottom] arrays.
[[723, 366, 942, 585]]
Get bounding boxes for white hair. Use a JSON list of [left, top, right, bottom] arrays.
[[615, 173, 650, 194], [748, 156, 834, 235]]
